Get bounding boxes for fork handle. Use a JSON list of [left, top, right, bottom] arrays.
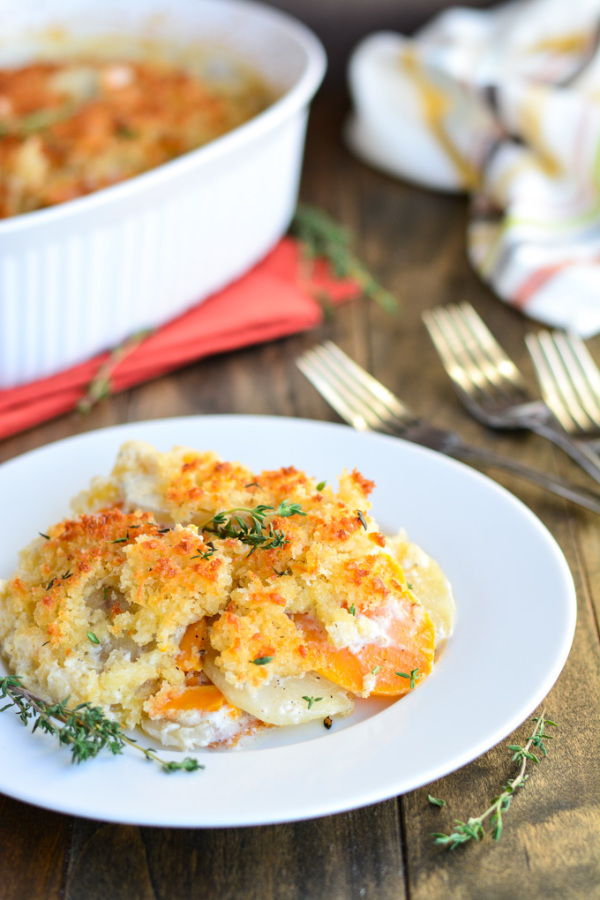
[[449, 442, 600, 515], [527, 420, 600, 485]]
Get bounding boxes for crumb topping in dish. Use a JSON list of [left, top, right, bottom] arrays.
[[0, 58, 274, 218], [0, 441, 455, 750]]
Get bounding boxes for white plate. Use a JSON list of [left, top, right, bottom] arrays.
[[0, 416, 576, 826]]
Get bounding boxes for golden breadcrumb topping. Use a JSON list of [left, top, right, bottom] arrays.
[[0, 441, 451, 748], [0, 58, 273, 218]]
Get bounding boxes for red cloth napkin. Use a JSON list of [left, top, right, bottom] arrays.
[[0, 238, 359, 441]]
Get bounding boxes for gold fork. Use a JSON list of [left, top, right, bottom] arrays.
[[296, 341, 600, 514], [422, 302, 600, 484], [526, 330, 600, 451]]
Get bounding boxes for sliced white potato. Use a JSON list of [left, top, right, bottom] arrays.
[[389, 534, 456, 645], [203, 654, 354, 726], [141, 705, 257, 750], [119, 473, 171, 523]]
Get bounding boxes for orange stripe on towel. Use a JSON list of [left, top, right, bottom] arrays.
[[513, 262, 574, 310]]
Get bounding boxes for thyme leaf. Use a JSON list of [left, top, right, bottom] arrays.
[[116, 123, 139, 139], [0, 676, 202, 773], [432, 711, 557, 849], [191, 541, 216, 561], [302, 696, 323, 710], [395, 668, 421, 689]]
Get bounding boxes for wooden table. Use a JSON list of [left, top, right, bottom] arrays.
[[1, 88, 599, 900]]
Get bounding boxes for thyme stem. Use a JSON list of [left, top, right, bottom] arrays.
[[432, 710, 556, 848], [77, 328, 153, 415], [289, 204, 399, 314], [0, 675, 202, 773]]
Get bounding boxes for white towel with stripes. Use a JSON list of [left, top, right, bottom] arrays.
[[346, 0, 600, 336]]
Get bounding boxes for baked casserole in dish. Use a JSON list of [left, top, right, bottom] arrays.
[[0, 0, 326, 387]]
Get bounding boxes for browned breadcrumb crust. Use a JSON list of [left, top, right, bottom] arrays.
[[0, 442, 436, 745], [0, 58, 273, 218]]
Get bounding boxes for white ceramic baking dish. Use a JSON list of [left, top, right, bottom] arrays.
[[0, 0, 326, 388]]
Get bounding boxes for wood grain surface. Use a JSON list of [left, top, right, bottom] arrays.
[[1, 86, 599, 900]]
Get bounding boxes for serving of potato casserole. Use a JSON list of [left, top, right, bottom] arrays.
[[0, 441, 454, 750], [0, 56, 273, 218]]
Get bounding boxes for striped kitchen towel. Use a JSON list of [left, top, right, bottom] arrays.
[[346, 0, 600, 336]]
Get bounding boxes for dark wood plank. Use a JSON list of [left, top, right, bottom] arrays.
[[0, 796, 71, 900], [62, 803, 404, 900], [64, 821, 155, 900]]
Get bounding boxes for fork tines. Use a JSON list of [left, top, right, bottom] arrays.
[[296, 341, 416, 435], [422, 301, 530, 409], [525, 330, 600, 435]]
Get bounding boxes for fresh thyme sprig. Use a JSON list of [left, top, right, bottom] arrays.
[[0, 676, 202, 773], [432, 711, 557, 849], [201, 500, 306, 554], [289, 204, 398, 314]]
